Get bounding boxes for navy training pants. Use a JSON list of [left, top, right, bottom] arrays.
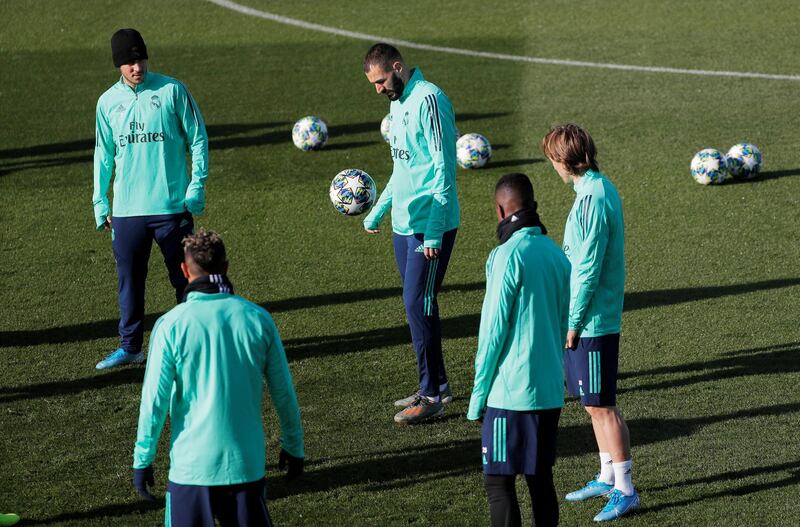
[[111, 212, 193, 353], [166, 479, 273, 527], [392, 229, 457, 398]]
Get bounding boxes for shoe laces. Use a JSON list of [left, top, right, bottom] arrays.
[[607, 490, 624, 505]]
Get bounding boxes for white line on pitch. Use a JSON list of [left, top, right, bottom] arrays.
[[206, 0, 800, 82]]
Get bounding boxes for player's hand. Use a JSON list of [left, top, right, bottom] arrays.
[[133, 466, 157, 501], [279, 448, 304, 482], [97, 216, 111, 232], [365, 228, 381, 234], [424, 247, 440, 260], [565, 330, 579, 350]]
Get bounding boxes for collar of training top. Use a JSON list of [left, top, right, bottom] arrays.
[[573, 169, 601, 193], [117, 71, 151, 93], [399, 68, 424, 103]]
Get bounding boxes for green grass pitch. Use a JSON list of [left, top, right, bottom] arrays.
[[1, 0, 799, 525]]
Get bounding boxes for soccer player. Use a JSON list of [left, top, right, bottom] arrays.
[[93, 28, 208, 369], [132, 230, 304, 526], [362, 43, 460, 425], [468, 173, 570, 527], [542, 124, 640, 521]]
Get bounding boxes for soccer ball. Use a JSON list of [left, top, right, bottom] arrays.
[[690, 149, 728, 185], [329, 169, 377, 216], [292, 116, 328, 151], [457, 133, 492, 169], [725, 143, 762, 180], [380, 113, 391, 143]]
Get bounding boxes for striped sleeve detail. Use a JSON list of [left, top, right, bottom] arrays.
[[424, 94, 443, 152], [176, 80, 200, 126], [576, 194, 593, 239]]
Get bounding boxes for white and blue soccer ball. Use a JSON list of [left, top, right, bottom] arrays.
[[380, 113, 391, 143], [725, 143, 762, 180], [457, 133, 492, 169], [292, 116, 328, 151], [329, 169, 377, 216], [691, 148, 728, 185]]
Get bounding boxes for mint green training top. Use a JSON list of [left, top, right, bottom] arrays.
[[133, 291, 304, 486], [563, 170, 625, 337], [363, 68, 460, 248], [93, 72, 208, 229], [467, 227, 571, 420]]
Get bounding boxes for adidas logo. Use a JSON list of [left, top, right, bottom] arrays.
[[415, 245, 425, 253], [180, 219, 190, 227]]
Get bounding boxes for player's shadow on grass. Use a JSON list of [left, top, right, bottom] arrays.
[[0, 121, 291, 176], [622, 276, 800, 311], [0, 282, 484, 349], [617, 341, 800, 394], [0, 154, 92, 176], [724, 167, 800, 184], [0, 367, 144, 405], [19, 497, 164, 525], [556, 401, 800, 461], [635, 459, 800, 516], [3, 277, 797, 351], [266, 438, 481, 499]]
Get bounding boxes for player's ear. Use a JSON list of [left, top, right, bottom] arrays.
[[391, 60, 403, 74], [180, 261, 191, 280], [495, 202, 505, 221]]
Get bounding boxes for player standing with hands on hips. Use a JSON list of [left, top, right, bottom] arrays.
[[468, 173, 570, 527], [93, 28, 208, 370], [362, 43, 461, 425], [132, 230, 304, 526], [542, 124, 640, 522]]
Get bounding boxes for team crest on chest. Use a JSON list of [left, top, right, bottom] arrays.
[[150, 95, 161, 110], [402, 111, 409, 126]]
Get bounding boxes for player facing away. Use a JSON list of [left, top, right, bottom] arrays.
[[467, 174, 571, 527], [362, 43, 461, 424], [132, 230, 304, 526], [542, 124, 640, 521], [93, 28, 209, 370]]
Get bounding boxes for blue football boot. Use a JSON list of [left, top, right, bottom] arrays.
[[565, 474, 614, 501], [96, 348, 145, 370], [593, 489, 640, 522]]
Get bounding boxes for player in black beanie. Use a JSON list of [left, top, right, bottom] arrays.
[[93, 28, 209, 372], [111, 28, 148, 68]]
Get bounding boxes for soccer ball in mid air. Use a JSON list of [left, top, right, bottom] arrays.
[[292, 116, 328, 151], [725, 143, 762, 180], [380, 113, 391, 143], [691, 149, 728, 185], [457, 133, 492, 169], [329, 169, 377, 216]]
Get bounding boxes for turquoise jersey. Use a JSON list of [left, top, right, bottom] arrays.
[[93, 72, 208, 229], [363, 68, 460, 248], [467, 227, 571, 420], [563, 170, 625, 337], [133, 291, 304, 486]]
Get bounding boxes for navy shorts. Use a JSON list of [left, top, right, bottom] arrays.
[[165, 479, 272, 527], [481, 407, 561, 476], [564, 333, 620, 407]]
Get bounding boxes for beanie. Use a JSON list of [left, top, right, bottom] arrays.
[[111, 28, 148, 67]]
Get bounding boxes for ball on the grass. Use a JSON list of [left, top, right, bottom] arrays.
[[329, 169, 377, 216], [725, 143, 762, 180], [691, 148, 728, 185], [380, 113, 391, 143], [292, 116, 328, 151], [457, 133, 492, 169]]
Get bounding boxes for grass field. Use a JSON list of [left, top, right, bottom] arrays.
[[2, 1, 800, 525]]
